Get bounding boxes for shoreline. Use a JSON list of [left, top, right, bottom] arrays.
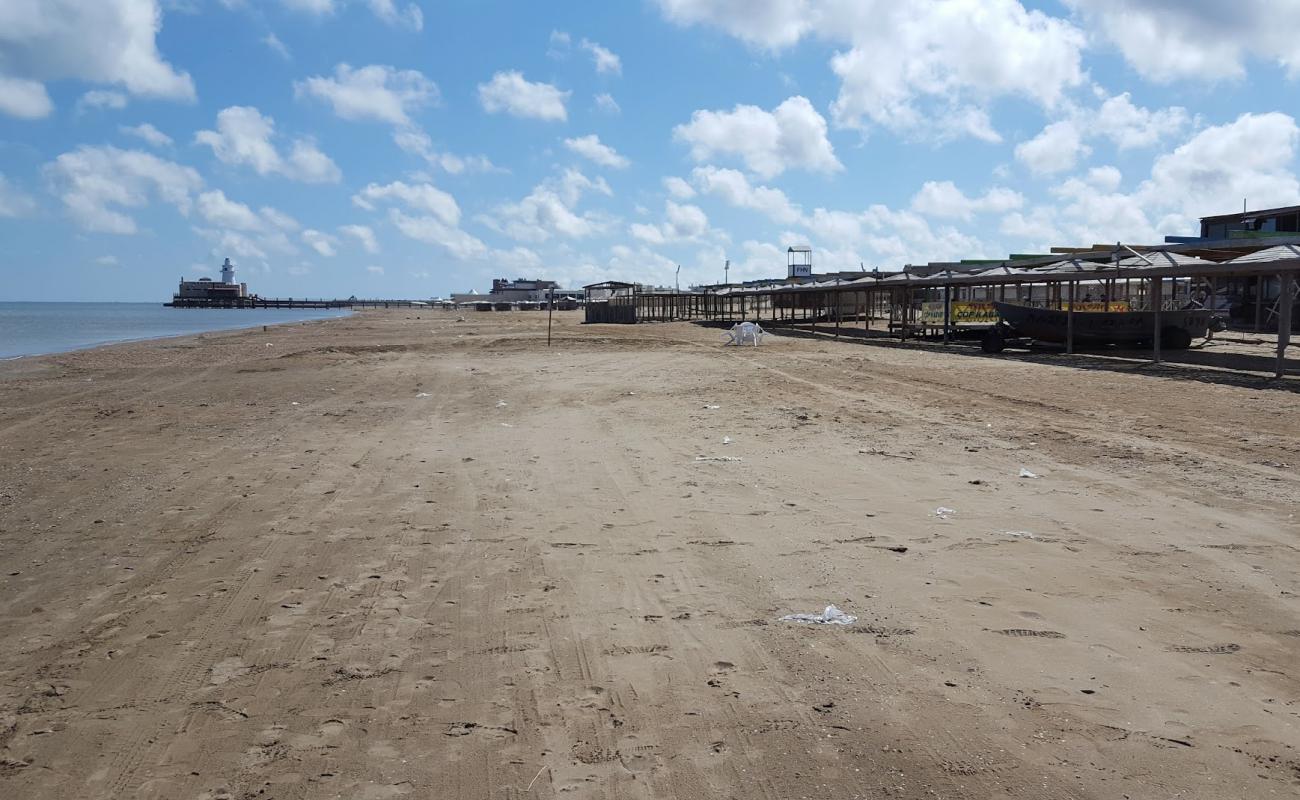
[[1, 309, 1298, 799], [0, 304, 354, 364]]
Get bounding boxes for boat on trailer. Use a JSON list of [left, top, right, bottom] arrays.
[[982, 301, 1219, 353]]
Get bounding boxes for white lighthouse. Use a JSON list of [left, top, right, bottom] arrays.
[[220, 257, 236, 285]]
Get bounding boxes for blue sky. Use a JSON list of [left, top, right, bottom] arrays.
[[1, 0, 1298, 301]]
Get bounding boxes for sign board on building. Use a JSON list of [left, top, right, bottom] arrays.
[[788, 263, 812, 278]]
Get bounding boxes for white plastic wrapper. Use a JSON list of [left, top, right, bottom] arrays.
[[780, 605, 857, 625]]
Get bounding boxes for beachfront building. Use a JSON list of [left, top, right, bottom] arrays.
[[175, 258, 248, 301], [449, 277, 582, 309]]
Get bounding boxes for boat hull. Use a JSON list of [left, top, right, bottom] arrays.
[[992, 302, 1213, 345]]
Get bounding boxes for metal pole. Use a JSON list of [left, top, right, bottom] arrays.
[[1278, 271, 1294, 379], [942, 283, 951, 344], [547, 287, 554, 346]]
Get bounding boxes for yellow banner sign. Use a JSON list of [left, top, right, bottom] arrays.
[[922, 300, 1130, 326]]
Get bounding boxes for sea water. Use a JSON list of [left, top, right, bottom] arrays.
[[0, 302, 352, 360]]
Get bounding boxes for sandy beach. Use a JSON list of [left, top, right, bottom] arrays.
[[1, 310, 1298, 799]]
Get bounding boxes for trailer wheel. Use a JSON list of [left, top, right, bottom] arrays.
[[1161, 326, 1193, 350], [981, 329, 1006, 354]]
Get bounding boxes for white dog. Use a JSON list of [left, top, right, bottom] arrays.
[[724, 321, 766, 346]]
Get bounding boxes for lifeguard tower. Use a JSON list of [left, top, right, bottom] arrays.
[[787, 245, 812, 279]]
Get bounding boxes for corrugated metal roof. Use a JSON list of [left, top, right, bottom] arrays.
[[1226, 244, 1300, 263]]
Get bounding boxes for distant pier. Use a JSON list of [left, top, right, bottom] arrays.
[[166, 297, 426, 309]]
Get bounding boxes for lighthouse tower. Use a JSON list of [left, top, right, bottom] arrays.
[[220, 257, 235, 285]]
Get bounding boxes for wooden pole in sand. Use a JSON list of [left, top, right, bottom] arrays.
[[547, 287, 554, 346], [1067, 280, 1076, 355], [1277, 270, 1294, 379]]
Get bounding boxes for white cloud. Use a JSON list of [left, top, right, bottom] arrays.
[[295, 63, 437, 126], [1015, 120, 1089, 175], [0, 0, 195, 118], [581, 39, 622, 75], [0, 77, 53, 119], [547, 29, 572, 59], [630, 200, 711, 244], [480, 169, 611, 243], [478, 71, 569, 122], [196, 190, 262, 230], [674, 96, 840, 178], [657, 1, 1085, 142], [353, 180, 460, 226], [196, 106, 341, 183], [663, 176, 696, 199], [691, 165, 801, 223], [340, 223, 380, 253], [391, 128, 503, 174], [77, 90, 127, 113], [910, 181, 1023, 220], [261, 206, 300, 231], [302, 228, 339, 257], [1067, 0, 1300, 82], [120, 123, 172, 147], [276, 0, 423, 29], [95, 255, 118, 266], [389, 209, 488, 257], [366, 265, 384, 274], [0, 173, 37, 218], [1083, 165, 1122, 192], [1094, 92, 1190, 149], [563, 134, 630, 169], [594, 93, 620, 114], [44, 145, 202, 234], [263, 33, 290, 60]]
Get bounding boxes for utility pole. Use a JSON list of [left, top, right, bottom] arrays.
[[724, 259, 730, 285], [675, 264, 680, 292]]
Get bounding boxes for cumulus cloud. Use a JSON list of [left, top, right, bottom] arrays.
[[1015, 120, 1090, 175], [391, 128, 503, 174], [1066, 0, 1300, 82], [195, 106, 341, 183], [691, 165, 801, 223], [663, 176, 696, 199], [0, 77, 53, 120], [563, 134, 630, 169], [657, 0, 1085, 141], [302, 228, 339, 256], [479, 169, 611, 243], [0, 173, 37, 218], [276, 0, 423, 30], [630, 200, 711, 244], [76, 90, 128, 113], [478, 71, 570, 122], [262, 33, 291, 60], [1094, 92, 1190, 150], [581, 39, 622, 75], [340, 223, 380, 253], [0, 0, 195, 118], [44, 145, 202, 234], [388, 209, 488, 257], [366, 265, 384, 274], [910, 181, 1023, 220], [196, 190, 262, 230], [352, 180, 460, 226], [120, 123, 172, 147], [674, 96, 840, 178], [295, 63, 438, 126]]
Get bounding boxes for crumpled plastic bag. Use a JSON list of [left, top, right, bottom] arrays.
[[780, 605, 857, 625]]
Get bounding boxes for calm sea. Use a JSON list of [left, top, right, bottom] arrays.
[[0, 302, 352, 360]]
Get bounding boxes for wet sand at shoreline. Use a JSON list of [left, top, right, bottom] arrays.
[[1, 310, 1298, 799]]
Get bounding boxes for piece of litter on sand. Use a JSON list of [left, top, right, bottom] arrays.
[[1004, 530, 1036, 539], [496, 400, 508, 408], [722, 436, 733, 445], [780, 605, 857, 625], [933, 506, 956, 519], [695, 455, 742, 463], [1018, 468, 1040, 479], [290, 401, 300, 406], [703, 404, 720, 410], [416, 392, 431, 398], [500, 423, 514, 428]]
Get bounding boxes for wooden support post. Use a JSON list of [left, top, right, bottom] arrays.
[[1151, 277, 1163, 364], [942, 284, 951, 344], [835, 292, 842, 338], [1255, 275, 1265, 331], [1066, 281, 1076, 354], [1278, 271, 1294, 379]]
